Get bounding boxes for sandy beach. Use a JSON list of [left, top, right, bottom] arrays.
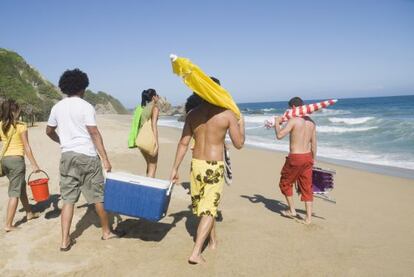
[[0, 114, 413, 276]]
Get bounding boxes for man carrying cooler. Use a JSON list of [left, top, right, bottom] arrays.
[[46, 68, 117, 251], [274, 97, 317, 225]]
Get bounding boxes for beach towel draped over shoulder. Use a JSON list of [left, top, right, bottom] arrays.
[[128, 105, 143, 148]]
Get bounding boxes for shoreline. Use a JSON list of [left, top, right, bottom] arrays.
[[29, 116, 414, 180], [158, 123, 414, 181], [243, 141, 414, 180]]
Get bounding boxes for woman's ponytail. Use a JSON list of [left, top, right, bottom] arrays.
[[141, 89, 157, 107]]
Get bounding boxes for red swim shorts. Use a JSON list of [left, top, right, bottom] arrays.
[[279, 152, 314, 202]]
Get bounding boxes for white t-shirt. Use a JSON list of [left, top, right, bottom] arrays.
[[47, 97, 98, 156]]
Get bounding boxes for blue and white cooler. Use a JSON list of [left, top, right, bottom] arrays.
[[104, 172, 173, 222]]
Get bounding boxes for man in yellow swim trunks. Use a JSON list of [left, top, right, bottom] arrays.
[[170, 78, 245, 264]]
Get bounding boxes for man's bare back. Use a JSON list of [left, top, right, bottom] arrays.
[[288, 117, 316, 155], [274, 115, 317, 159], [170, 101, 244, 184], [187, 102, 244, 161]]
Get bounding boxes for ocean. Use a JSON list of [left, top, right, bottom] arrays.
[[159, 95, 414, 179]]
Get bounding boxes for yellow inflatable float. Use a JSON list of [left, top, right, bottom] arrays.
[[170, 54, 241, 119]]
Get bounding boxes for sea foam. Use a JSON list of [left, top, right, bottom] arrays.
[[243, 115, 270, 124], [328, 117, 375, 125], [317, 126, 378, 133]]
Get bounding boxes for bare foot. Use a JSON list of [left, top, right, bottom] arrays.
[[188, 255, 206, 265], [303, 217, 312, 225], [60, 238, 76, 252], [101, 232, 119, 240], [26, 212, 40, 221], [4, 226, 19, 232], [297, 217, 312, 225], [281, 209, 297, 219]]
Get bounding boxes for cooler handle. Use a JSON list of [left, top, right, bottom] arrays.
[[128, 180, 144, 186], [166, 182, 174, 196]]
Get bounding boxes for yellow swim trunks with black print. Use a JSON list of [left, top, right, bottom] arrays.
[[190, 158, 225, 218]]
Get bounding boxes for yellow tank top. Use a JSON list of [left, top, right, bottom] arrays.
[[0, 122, 27, 156]]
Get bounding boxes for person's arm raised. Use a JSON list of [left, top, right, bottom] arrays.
[[21, 130, 40, 173], [274, 116, 294, 140], [170, 119, 193, 184], [86, 126, 112, 172], [151, 105, 160, 155], [228, 113, 245, 149]]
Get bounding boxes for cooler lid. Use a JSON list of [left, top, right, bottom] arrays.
[[106, 172, 171, 190]]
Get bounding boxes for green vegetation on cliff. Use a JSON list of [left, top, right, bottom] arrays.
[[0, 48, 62, 120], [84, 90, 129, 114], [0, 48, 128, 120]]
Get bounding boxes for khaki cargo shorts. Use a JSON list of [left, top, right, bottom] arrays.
[[59, 151, 104, 204], [2, 156, 26, 198]]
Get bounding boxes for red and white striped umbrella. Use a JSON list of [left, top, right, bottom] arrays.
[[281, 99, 337, 122], [265, 99, 338, 127]]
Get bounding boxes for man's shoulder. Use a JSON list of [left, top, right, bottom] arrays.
[[187, 105, 231, 120], [75, 97, 94, 109], [289, 116, 315, 124], [288, 117, 302, 124], [82, 100, 95, 112], [303, 116, 316, 126], [54, 97, 94, 110], [222, 108, 235, 115], [51, 98, 64, 109], [215, 109, 236, 122], [52, 97, 70, 109]]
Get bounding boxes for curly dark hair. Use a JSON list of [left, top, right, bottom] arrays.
[[58, 68, 89, 96], [185, 93, 203, 114]]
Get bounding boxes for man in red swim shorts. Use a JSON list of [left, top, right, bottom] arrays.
[[274, 97, 317, 224]]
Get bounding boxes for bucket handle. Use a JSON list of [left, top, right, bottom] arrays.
[[28, 170, 49, 184], [166, 182, 174, 196]]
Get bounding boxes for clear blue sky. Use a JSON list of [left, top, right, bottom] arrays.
[[1, 0, 413, 107]]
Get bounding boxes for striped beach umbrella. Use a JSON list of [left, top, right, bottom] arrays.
[[281, 99, 338, 122], [265, 99, 338, 127]]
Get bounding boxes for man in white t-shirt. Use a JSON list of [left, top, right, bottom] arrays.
[[46, 69, 117, 251]]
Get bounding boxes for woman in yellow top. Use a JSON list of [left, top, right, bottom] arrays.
[[138, 89, 160, 178], [0, 99, 41, 232]]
